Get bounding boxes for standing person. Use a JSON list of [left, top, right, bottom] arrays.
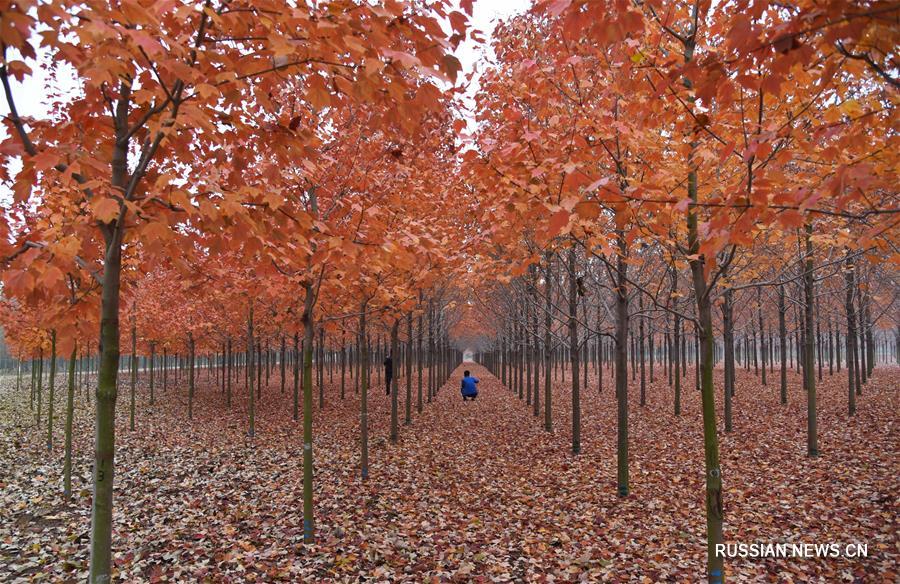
[[384, 354, 393, 395], [460, 370, 479, 401]]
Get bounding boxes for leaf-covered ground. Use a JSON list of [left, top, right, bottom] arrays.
[[0, 362, 897, 582]]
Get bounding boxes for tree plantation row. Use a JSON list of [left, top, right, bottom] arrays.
[[0, 0, 897, 582], [12, 297, 463, 438]]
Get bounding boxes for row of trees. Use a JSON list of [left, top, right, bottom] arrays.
[[459, 1, 897, 581], [0, 1, 478, 582], [475, 245, 896, 424]]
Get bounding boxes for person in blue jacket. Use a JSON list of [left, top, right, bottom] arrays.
[[460, 370, 479, 401]]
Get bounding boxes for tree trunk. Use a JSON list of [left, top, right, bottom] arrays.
[[864, 284, 874, 377], [64, 343, 77, 500], [639, 294, 646, 407], [845, 251, 857, 416], [341, 329, 347, 401], [533, 299, 541, 418], [804, 224, 818, 457], [691, 264, 724, 584], [47, 331, 57, 451], [815, 295, 823, 381], [36, 350, 43, 423], [828, 317, 834, 376], [293, 332, 306, 422], [302, 284, 316, 542], [597, 302, 604, 393], [427, 303, 434, 403], [226, 338, 232, 408], [672, 272, 681, 416], [149, 343, 155, 406], [188, 333, 195, 420], [615, 234, 629, 497], [254, 345, 260, 398], [568, 248, 581, 455], [684, 38, 725, 577], [89, 223, 124, 584], [758, 288, 766, 386], [417, 310, 424, 414], [318, 327, 325, 409], [360, 300, 370, 481], [778, 285, 788, 405], [248, 305, 255, 437], [280, 336, 286, 394], [722, 288, 735, 431], [405, 313, 413, 425], [390, 318, 399, 443], [544, 253, 553, 433], [130, 324, 136, 430], [526, 300, 533, 407]]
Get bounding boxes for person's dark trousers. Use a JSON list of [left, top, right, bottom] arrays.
[[386, 376, 392, 395]]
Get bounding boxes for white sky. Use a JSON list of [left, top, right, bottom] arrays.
[[454, 0, 529, 131], [456, 0, 529, 76]]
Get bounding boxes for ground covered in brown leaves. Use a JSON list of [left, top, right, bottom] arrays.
[[0, 362, 897, 582]]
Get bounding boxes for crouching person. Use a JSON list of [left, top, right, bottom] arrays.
[[461, 370, 479, 402]]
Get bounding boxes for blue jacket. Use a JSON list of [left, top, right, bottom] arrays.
[[460, 376, 479, 396]]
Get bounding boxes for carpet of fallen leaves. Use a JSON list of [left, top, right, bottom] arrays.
[[0, 361, 897, 583]]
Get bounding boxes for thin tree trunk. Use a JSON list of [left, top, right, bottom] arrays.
[[639, 294, 646, 407], [673, 272, 681, 416], [845, 251, 857, 416], [405, 313, 413, 425], [815, 295, 823, 381], [318, 328, 325, 408], [544, 253, 553, 433], [149, 343, 155, 406], [615, 234, 629, 497], [188, 333, 195, 420], [341, 329, 347, 401], [89, 216, 125, 584], [864, 283, 874, 377], [301, 284, 316, 542], [804, 224, 818, 456], [417, 310, 424, 414], [390, 319, 400, 442], [684, 36, 724, 578], [526, 300, 533, 407], [533, 299, 540, 418], [47, 331, 57, 451], [722, 288, 735, 431], [226, 338, 232, 407], [129, 324, 136, 430], [63, 343, 77, 499], [280, 336, 286, 394], [758, 288, 766, 386], [248, 305, 255, 437], [256, 341, 262, 399], [360, 300, 370, 480], [778, 285, 788, 405], [568, 248, 580, 455], [293, 332, 300, 421]]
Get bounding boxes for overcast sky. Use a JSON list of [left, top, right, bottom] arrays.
[[455, 0, 529, 129], [457, 0, 528, 75]]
